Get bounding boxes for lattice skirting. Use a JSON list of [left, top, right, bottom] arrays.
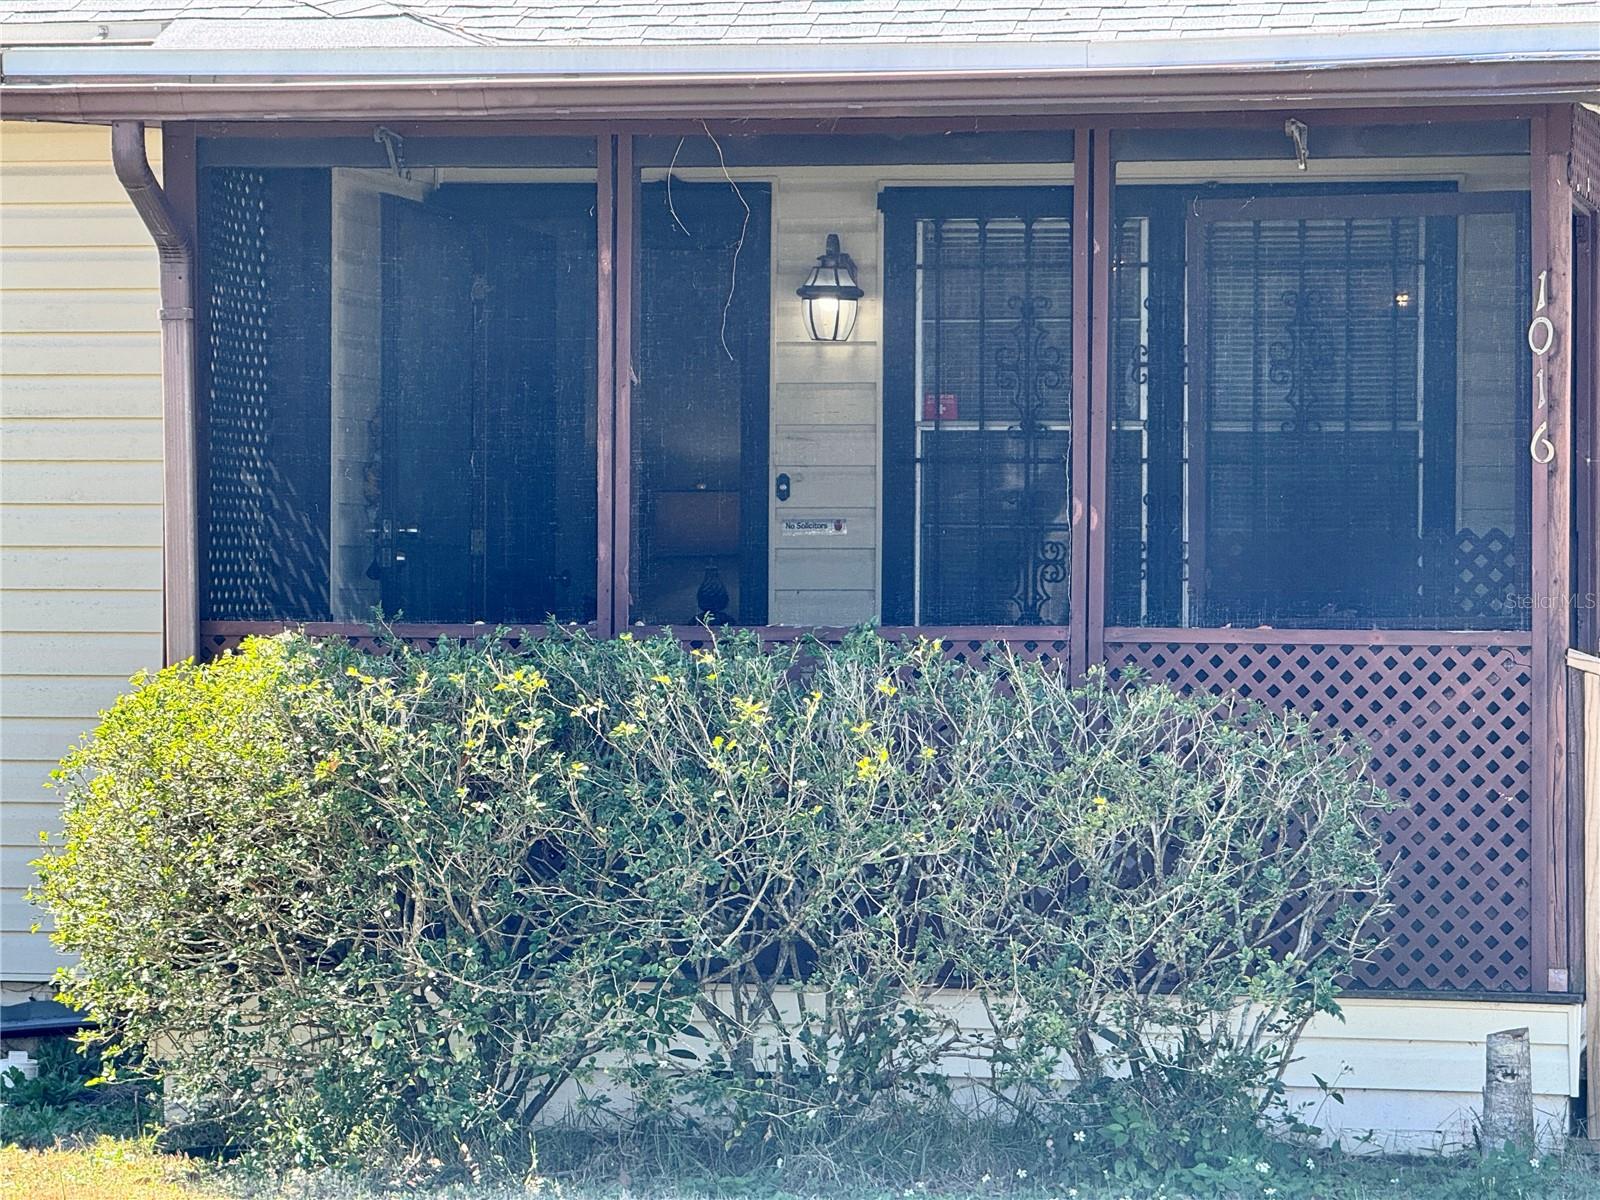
[[198, 624, 1531, 993], [1105, 638, 1534, 994]]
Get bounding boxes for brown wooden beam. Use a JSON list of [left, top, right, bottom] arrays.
[[174, 105, 1552, 142], [1066, 125, 1090, 675], [1530, 104, 1577, 995], [596, 134, 617, 638], [613, 134, 637, 636], [1083, 127, 1113, 671], [202, 620, 1533, 651], [199, 620, 593, 640], [5, 59, 1596, 125], [1102, 627, 1534, 648]]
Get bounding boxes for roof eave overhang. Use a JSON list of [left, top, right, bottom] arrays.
[[2, 56, 1597, 124]]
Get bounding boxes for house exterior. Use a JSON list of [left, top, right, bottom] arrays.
[[1, 0, 1598, 1153]]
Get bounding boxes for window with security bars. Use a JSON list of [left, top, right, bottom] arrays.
[[881, 188, 1073, 626], [1108, 187, 1531, 631], [199, 168, 598, 626]]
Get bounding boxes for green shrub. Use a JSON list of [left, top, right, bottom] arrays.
[[35, 628, 1389, 1182]]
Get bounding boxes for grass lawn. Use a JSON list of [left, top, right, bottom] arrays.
[[5, 1045, 1596, 1199], [0, 1138, 229, 1200], [3, 1137, 1599, 1200]]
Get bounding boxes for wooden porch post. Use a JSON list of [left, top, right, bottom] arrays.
[[1082, 125, 1112, 670], [613, 133, 637, 636], [597, 134, 616, 638], [1069, 124, 1092, 674], [1529, 105, 1576, 995], [595, 131, 638, 639]]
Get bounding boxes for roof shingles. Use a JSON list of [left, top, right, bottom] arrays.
[[1, 0, 1596, 45]]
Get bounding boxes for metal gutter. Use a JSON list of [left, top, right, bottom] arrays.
[[5, 57, 1599, 124], [109, 121, 197, 666]]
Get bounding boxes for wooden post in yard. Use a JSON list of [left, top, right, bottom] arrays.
[[1482, 1028, 1536, 1151]]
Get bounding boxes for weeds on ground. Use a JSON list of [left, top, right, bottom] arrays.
[[517, 1121, 1592, 1200], [3, 1111, 1598, 1200], [26, 1135, 1584, 1200], [0, 1034, 158, 1149]]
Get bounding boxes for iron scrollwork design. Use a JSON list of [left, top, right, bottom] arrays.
[[1267, 288, 1333, 434], [993, 295, 1070, 623], [994, 296, 1065, 434]]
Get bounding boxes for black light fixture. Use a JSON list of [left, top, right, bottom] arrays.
[[797, 232, 863, 342]]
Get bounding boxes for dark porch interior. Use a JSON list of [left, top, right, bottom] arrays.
[[179, 110, 1596, 1003]]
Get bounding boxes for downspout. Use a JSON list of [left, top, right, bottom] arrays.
[[110, 121, 198, 665]]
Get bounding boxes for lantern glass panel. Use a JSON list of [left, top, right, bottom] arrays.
[[804, 292, 858, 342]]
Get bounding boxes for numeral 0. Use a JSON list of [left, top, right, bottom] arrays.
[[1528, 315, 1555, 356]]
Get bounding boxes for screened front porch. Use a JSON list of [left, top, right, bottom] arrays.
[[182, 112, 1591, 1001]]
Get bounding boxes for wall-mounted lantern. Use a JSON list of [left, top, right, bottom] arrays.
[[797, 233, 863, 342]]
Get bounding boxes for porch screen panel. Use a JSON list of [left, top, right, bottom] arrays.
[[375, 186, 598, 625], [631, 182, 771, 627], [1108, 189, 1530, 631], [1103, 130, 1538, 996], [200, 168, 332, 621], [198, 167, 598, 628], [881, 189, 1073, 626]]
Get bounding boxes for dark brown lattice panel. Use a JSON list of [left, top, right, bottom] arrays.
[[200, 168, 331, 620], [203, 169, 275, 617], [1106, 638, 1534, 993], [933, 636, 1071, 670], [1423, 528, 1527, 626]]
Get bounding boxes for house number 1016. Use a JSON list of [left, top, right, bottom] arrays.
[[1528, 269, 1556, 466]]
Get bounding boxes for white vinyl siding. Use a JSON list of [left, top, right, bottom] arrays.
[[0, 120, 164, 985], [769, 175, 882, 626]]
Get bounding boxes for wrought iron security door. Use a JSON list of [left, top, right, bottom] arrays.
[[881, 187, 1077, 630], [1183, 191, 1532, 632]]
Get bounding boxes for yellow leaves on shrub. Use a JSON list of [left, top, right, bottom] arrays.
[[731, 695, 770, 727]]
